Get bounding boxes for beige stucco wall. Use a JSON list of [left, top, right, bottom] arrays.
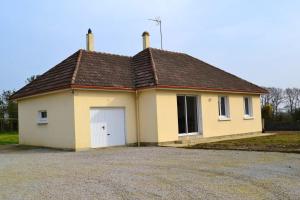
[[73, 90, 137, 150], [154, 89, 262, 142], [17, 88, 262, 149], [201, 93, 262, 137], [156, 91, 179, 142], [138, 89, 158, 143], [18, 91, 75, 149]]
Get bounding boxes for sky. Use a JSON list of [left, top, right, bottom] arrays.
[[1, 0, 300, 91]]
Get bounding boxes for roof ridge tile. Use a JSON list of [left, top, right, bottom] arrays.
[[148, 47, 187, 56], [71, 49, 83, 84], [148, 48, 158, 85], [81, 49, 132, 58]]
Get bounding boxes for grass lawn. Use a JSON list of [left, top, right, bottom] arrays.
[[0, 132, 19, 145], [187, 132, 300, 153]]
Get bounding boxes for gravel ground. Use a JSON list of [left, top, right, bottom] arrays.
[[0, 146, 299, 200]]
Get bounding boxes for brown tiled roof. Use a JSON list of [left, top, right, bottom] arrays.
[[73, 50, 134, 88], [148, 48, 266, 93], [131, 48, 156, 88], [11, 50, 81, 100], [11, 48, 266, 99]]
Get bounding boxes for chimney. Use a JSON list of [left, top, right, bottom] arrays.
[[86, 28, 94, 51], [142, 31, 150, 49]]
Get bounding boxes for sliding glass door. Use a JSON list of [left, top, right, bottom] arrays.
[[177, 95, 199, 134]]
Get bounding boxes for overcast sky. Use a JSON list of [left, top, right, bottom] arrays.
[[1, 0, 299, 91]]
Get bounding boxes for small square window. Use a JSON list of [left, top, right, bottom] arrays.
[[37, 110, 48, 124], [244, 97, 253, 118]]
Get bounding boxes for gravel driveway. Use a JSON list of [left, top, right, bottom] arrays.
[[0, 146, 299, 200]]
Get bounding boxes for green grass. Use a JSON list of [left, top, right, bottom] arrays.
[[187, 132, 300, 153], [0, 132, 19, 145]]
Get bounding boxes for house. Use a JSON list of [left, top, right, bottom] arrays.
[[11, 29, 267, 150]]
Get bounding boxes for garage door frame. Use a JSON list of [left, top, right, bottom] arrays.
[[89, 107, 127, 148]]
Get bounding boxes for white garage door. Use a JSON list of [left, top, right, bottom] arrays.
[[90, 108, 125, 148]]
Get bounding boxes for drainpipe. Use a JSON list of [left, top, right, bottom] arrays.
[[135, 90, 141, 146]]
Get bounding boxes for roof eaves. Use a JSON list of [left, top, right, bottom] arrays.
[[70, 84, 135, 91], [138, 85, 267, 94], [71, 49, 83, 84]]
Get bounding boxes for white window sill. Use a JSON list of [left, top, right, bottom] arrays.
[[218, 117, 231, 121], [178, 132, 200, 136], [243, 116, 254, 120], [37, 120, 48, 125]]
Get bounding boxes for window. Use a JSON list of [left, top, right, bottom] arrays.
[[37, 110, 48, 124], [218, 96, 230, 119], [177, 95, 198, 134], [244, 97, 253, 118]]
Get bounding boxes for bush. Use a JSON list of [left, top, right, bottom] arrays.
[[265, 120, 300, 131], [262, 105, 273, 120], [292, 109, 300, 122]]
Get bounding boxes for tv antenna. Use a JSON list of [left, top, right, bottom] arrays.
[[148, 17, 163, 49]]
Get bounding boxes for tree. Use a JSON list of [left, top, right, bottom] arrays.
[[261, 105, 273, 120], [285, 88, 300, 113], [292, 108, 300, 121], [261, 87, 272, 107], [0, 96, 4, 118], [261, 87, 284, 116], [0, 90, 17, 119], [296, 88, 300, 109], [26, 75, 40, 84]]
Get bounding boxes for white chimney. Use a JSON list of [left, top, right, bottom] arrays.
[[86, 28, 94, 51], [142, 31, 150, 50]]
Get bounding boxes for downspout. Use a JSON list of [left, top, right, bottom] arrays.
[[135, 90, 141, 146]]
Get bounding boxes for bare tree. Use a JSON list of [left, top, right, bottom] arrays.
[[285, 88, 297, 113], [294, 88, 300, 110], [266, 87, 284, 115], [261, 87, 272, 107], [262, 87, 300, 114]]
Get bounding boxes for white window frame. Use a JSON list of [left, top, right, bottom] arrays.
[[218, 96, 230, 120], [243, 96, 253, 119], [37, 110, 48, 124]]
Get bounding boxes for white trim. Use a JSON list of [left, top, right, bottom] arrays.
[[37, 110, 48, 124], [179, 132, 199, 136], [218, 96, 230, 118], [243, 96, 253, 118], [184, 95, 188, 133], [218, 116, 231, 121], [197, 95, 203, 134]]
